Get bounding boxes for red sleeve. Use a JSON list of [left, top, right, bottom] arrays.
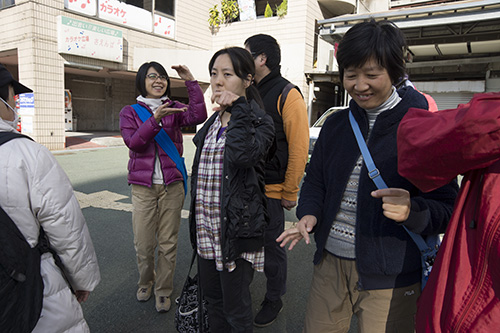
[[398, 92, 500, 192]]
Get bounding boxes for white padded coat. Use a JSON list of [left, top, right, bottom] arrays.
[[0, 121, 100, 332]]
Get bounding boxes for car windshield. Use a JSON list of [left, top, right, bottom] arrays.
[[314, 108, 338, 127]]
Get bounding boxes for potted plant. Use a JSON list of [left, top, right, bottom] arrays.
[[264, 2, 273, 17], [221, 0, 239, 23], [208, 4, 222, 32], [276, 0, 287, 18]]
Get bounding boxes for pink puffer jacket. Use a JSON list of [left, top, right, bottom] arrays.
[[119, 80, 207, 187]]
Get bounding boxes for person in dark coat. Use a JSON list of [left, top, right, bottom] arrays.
[[277, 20, 458, 332], [188, 46, 274, 332]]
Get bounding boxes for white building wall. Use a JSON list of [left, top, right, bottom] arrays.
[[0, 0, 215, 149], [211, 0, 326, 102], [0, 0, 326, 149], [176, 0, 213, 50]]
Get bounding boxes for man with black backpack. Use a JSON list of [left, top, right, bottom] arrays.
[[0, 64, 100, 332], [245, 34, 309, 327]]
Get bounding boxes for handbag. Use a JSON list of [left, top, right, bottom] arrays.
[[175, 250, 209, 333], [348, 110, 440, 290], [131, 104, 188, 196]]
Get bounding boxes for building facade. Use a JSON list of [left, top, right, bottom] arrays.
[[0, 0, 350, 150], [311, 0, 500, 120]]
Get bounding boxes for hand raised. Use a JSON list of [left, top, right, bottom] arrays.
[[211, 90, 240, 112], [171, 64, 195, 81]]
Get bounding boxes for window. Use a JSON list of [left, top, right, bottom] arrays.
[[156, 0, 174, 17], [0, 0, 14, 9], [255, 0, 281, 16], [124, 0, 144, 7], [122, 0, 174, 17]]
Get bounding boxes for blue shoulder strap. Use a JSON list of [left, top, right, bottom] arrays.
[[348, 110, 431, 252], [132, 104, 187, 196]]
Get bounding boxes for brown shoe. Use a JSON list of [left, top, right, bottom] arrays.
[[136, 286, 152, 302], [155, 296, 171, 313]]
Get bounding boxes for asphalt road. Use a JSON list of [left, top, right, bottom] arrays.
[[53, 138, 333, 333]]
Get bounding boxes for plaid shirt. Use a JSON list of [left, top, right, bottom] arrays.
[[195, 115, 264, 272]]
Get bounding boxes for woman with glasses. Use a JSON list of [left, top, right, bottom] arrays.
[[119, 61, 207, 313]]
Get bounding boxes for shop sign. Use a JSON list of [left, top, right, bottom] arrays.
[[65, 0, 97, 16], [154, 14, 175, 38], [98, 0, 152, 32], [17, 93, 35, 117], [15, 93, 35, 134], [57, 16, 123, 63]]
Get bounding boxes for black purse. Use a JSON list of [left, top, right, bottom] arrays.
[[175, 250, 210, 333]]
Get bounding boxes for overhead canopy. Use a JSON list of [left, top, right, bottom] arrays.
[[318, 0, 500, 81]]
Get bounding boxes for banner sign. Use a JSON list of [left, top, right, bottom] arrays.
[[154, 14, 175, 38], [65, 0, 176, 38], [98, 0, 152, 32], [65, 0, 97, 16], [58, 16, 123, 62]]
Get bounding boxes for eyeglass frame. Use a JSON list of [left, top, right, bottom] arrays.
[[147, 73, 169, 81]]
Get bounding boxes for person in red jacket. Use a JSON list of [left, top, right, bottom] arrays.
[[398, 92, 500, 332]]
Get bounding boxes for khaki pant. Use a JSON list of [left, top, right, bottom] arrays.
[[131, 182, 184, 297], [304, 252, 420, 333]]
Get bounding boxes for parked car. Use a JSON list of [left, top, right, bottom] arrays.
[[308, 106, 345, 162]]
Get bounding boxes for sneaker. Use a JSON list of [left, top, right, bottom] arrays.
[[156, 296, 171, 313], [136, 286, 152, 302], [254, 298, 283, 327]]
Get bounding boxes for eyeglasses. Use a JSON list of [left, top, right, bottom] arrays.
[[147, 73, 168, 81]]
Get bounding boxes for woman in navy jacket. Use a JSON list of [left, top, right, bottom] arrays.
[[278, 20, 458, 332]]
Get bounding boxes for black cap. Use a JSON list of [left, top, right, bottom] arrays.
[[0, 64, 33, 95]]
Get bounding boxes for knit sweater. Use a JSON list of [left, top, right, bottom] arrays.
[[297, 87, 458, 290], [325, 87, 401, 259]]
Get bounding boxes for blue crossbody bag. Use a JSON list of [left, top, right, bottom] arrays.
[[348, 110, 439, 290], [132, 104, 188, 196]]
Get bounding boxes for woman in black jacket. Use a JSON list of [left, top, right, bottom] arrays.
[[188, 47, 274, 332]]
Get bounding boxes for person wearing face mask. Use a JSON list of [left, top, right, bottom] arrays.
[[0, 69, 23, 129], [119, 62, 207, 313], [188, 47, 274, 332], [0, 64, 101, 332]]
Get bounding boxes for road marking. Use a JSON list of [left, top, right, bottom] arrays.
[[75, 190, 133, 211], [74, 190, 297, 229]]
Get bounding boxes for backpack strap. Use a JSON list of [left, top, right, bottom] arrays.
[[348, 110, 438, 289], [0, 132, 33, 146], [278, 83, 302, 115]]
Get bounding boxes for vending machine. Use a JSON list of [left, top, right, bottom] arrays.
[[64, 89, 73, 131]]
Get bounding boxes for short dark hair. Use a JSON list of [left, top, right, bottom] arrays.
[[209, 47, 264, 108], [244, 34, 281, 71], [135, 61, 171, 98], [336, 20, 407, 85]]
